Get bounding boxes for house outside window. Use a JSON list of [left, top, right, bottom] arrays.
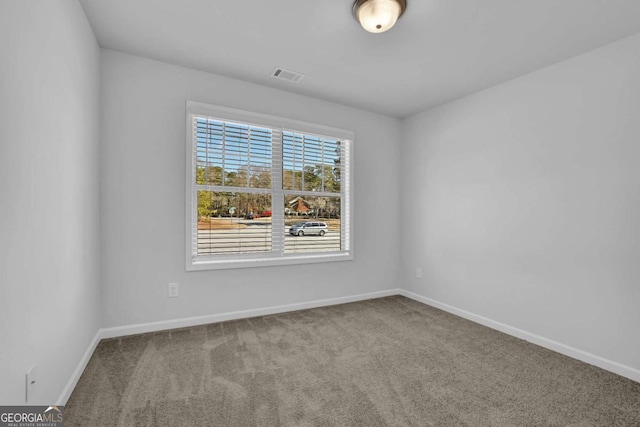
[[186, 101, 353, 270]]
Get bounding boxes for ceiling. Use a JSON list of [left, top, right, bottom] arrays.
[[80, 0, 640, 118]]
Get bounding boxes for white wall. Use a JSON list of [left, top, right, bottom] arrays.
[[0, 0, 101, 404], [100, 50, 401, 328], [401, 33, 640, 373]]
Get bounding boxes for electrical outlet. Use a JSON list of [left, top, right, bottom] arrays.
[[168, 282, 179, 298], [25, 365, 36, 402], [415, 267, 423, 279]]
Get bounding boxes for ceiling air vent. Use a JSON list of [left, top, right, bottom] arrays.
[[271, 67, 305, 83]]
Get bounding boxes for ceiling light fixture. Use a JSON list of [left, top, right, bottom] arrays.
[[353, 0, 407, 34]]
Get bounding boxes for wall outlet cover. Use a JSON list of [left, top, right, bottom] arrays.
[[25, 365, 36, 402], [168, 282, 179, 298]]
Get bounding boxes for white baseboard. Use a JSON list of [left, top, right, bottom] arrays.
[[56, 329, 102, 405], [100, 289, 402, 339], [399, 289, 640, 384], [59, 287, 638, 405]]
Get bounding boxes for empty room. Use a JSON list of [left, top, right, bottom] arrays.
[[1, 0, 639, 425]]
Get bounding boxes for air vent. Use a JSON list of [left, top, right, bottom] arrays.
[[271, 67, 305, 83]]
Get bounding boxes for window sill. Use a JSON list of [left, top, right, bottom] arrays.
[[186, 252, 354, 271]]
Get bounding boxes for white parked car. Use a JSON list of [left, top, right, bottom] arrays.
[[289, 221, 328, 236]]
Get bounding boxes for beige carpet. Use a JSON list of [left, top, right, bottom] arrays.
[[65, 296, 640, 426]]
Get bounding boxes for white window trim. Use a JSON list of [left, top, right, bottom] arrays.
[[185, 101, 354, 271]]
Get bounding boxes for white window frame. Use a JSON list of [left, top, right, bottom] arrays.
[[185, 101, 354, 271]]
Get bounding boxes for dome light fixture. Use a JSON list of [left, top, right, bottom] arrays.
[[353, 0, 407, 34]]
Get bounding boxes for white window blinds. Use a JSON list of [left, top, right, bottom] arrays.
[[186, 102, 353, 270]]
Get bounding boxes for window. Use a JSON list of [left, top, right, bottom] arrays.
[[186, 101, 353, 270]]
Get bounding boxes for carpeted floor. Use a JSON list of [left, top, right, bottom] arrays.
[[65, 296, 640, 426]]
